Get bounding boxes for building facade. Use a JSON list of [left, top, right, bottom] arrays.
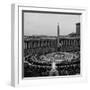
[[76, 23, 80, 36], [24, 23, 80, 56]]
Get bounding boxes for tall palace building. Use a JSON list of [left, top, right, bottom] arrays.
[[24, 23, 80, 56]]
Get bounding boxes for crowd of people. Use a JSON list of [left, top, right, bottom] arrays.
[[24, 61, 51, 77], [56, 60, 80, 75], [24, 51, 80, 77]]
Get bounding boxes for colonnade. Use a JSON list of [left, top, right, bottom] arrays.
[[24, 38, 80, 51], [60, 38, 80, 46], [24, 39, 57, 50]]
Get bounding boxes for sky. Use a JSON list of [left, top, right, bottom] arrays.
[[24, 12, 80, 36]]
